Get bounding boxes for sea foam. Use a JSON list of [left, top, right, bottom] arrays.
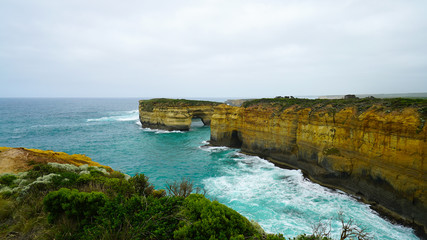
[[141, 128, 184, 134], [87, 110, 139, 122], [199, 145, 230, 153], [202, 151, 418, 239]]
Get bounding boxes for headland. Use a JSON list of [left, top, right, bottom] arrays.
[[139, 98, 221, 131], [209, 97, 426, 236]]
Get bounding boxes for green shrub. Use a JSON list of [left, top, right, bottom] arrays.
[[266, 233, 287, 240], [108, 170, 127, 179], [43, 188, 107, 224], [87, 166, 109, 177], [21, 173, 61, 195], [50, 171, 80, 187], [84, 195, 183, 240], [103, 177, 134, 197], [83, 194, 134, 239], [174, 194, 260, 240], [75, 172, 107, 186], [129, 196, 183, 239], [129, 173, 154, 196], [0, 174, 17, 186], [152, 189, 167, 198], [75, 173, 97, 185], [26, 164, 58, 179]]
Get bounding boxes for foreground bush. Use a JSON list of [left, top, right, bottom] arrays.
[[44, 188, 107, 224], [174, 194, 261, 240], [0, 162, 370, 240], [0, 163, 271, 239]]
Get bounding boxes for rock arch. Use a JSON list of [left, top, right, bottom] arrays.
[[139, 99, 220, 131]]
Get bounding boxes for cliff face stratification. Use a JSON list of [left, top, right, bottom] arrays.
[[139, 99, 221, 131], [210, 98, 427, 234]]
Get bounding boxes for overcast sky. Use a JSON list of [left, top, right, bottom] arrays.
[[1, 0, 426, 98]]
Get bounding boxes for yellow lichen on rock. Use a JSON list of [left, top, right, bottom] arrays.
[[0, 147, 112, 174]]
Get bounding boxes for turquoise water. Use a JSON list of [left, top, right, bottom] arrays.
[[0, 98, 419, 240]]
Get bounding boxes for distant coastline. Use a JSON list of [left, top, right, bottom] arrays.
[[318, 92, 427, 99]]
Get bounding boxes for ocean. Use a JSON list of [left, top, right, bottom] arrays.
[[0, 98, 419, 239]]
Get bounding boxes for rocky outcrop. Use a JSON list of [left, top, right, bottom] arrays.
[[0, 147, 112, 174], [139, 99, 221, 131], [210, 99, 427, 235]]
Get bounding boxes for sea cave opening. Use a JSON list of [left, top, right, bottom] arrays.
[[190, 117, 205, 128], [230, 130, 243, 148]]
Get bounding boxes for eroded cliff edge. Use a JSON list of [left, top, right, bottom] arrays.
[[210, 98, 427, 235], [0, 147, 112, 174], [139, 98, 221, 131]]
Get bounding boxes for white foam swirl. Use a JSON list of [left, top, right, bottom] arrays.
[[202, 152, 418, 239]]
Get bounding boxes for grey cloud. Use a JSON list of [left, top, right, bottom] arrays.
[[1, 0, 426, 98]]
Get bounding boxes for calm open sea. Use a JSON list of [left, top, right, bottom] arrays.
[[0, 98, 419, 239]]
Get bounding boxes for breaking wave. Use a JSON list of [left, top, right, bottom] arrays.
[[202, 152, 418, 239], [199, 143, 230, 153], [87, 110, 139, 122], [141, 128, 184, 134]]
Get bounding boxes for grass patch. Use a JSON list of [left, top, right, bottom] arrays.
[[242, 97, 427, 118], [139, 98, 221, 112]]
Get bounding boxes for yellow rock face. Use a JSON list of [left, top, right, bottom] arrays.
[[210, 104, 426, 231], [139, 105, 218, 131], [0, 147, 112, 174]]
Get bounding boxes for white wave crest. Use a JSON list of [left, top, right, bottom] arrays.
[[202, 152, 417, 239], [141, 128, 184, 134], [87, 110, 139, 122], [199, 145, 230, 152]]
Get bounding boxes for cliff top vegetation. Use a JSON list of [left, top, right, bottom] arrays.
[[0, 147, 112, 174], [242, 97, 427, 117], [139, 98, 221, 112], [0, 147, 372, 240], [0, 147, 281, 240]]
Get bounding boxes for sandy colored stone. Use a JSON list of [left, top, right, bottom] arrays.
[[210, 104, 427, 233], [139, 105, 218, 131], [0, 147, 112, 174]]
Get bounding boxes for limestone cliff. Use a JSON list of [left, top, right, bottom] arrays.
[[0, 147, 112, 174], [210, 98, 427, 234], [139, 98, 221, 131]]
